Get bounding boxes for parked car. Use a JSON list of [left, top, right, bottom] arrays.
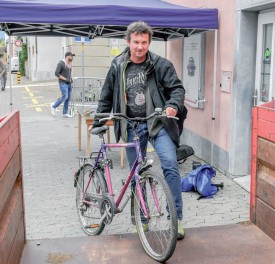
[[11, 56, 19, 73]]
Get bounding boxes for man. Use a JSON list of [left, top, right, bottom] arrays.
[[91, 21, 185, 240], [51, 51, 74, 117], [0, 55, 7, 91]]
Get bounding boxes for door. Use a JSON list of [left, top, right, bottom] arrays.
[[255, 10, 275, 105]]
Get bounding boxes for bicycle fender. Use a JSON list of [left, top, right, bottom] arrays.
[[74, 164, 93, 188]]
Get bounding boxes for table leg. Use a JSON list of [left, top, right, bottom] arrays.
[[120, 148, 124, 169], [86, 125, 91, 157], [78, 112, 82, 151], [107, 129, 111, 150]]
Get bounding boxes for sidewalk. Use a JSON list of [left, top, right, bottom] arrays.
[[0, 78, 250, 241]]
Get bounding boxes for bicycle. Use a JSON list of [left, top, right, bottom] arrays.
[[74, 109, 179, 262]]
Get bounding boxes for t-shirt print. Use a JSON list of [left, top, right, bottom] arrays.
[[125, 62, 147, 117]]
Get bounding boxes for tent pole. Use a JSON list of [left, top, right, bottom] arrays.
[[9, 35, 13, 112], [165, 40, 167, 59], [211, 30, 218, 166]]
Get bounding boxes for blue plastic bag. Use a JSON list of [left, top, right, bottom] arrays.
[[181, 164, 222, 199]]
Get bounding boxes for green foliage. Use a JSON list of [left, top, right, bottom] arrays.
[[0, 39, 5, 47], [19, 42, 28, 76]]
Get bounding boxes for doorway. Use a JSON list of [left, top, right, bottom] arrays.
[[255, 10, 275, 105]]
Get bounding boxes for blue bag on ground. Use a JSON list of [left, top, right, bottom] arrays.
[[181, 164, 223, 199]]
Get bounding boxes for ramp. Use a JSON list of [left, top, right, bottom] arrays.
[[21, 223, 275, 264]]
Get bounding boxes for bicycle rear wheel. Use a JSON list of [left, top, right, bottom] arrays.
[[133, 170, 178, 262], [75, 165, 107, 235]]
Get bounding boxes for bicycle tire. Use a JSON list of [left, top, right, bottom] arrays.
[[76, 165, 107, 236], [133, 169, 178, 262]]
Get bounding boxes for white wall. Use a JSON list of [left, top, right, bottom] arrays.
[[27, 36, 66, 81]]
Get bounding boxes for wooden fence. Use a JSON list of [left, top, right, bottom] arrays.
[[0, 111, 26, 264], [251, 101, 275, 240]]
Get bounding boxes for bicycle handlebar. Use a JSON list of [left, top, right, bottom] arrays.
[[95, 108, 179, 124]]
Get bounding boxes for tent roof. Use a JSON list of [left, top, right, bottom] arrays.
[[0, 0, 218, 40]]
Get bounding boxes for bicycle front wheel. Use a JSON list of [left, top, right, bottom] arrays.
[[75, 165, 107, 236], [133, 170, 178, 262]]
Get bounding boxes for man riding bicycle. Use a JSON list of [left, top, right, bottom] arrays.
[[0, 55, 7, 91], [91, 21, 186, 240]]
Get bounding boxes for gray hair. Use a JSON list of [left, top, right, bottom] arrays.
[[125, 21, 153, 43]]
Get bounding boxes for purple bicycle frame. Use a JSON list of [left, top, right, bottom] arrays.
[[93, 139, 149, 217]]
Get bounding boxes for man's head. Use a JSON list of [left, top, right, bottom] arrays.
[[126, 21, 153, 63], [65, 51, 75, 62]]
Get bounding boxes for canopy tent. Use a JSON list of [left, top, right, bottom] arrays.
[[0, 0, 218, 40], [0, 0, 219, 165]]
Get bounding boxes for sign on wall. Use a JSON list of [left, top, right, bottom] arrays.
[[74, 37, 92, 43], [183, 34, 205, 109]]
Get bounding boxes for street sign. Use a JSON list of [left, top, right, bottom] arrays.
[[14, 39, 22, 47], [14, 46, 22, 52], [74, 37, 91, 43]]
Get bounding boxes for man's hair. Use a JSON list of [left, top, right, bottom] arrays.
[[125, 21, 153, 43]]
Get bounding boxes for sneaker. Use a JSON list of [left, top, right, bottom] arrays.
[[177, 220, 185, 240], [133, 223, 149, 233], [63, 113, 72, 118], [50, 103, 55, 115]]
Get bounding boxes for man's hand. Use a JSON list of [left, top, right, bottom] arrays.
[[88, 125, 93, 131], [165, 107, 177, 117]]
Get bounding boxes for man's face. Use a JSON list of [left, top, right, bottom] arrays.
[[67, 56, 73, 62], [127, 33, 150, 63]]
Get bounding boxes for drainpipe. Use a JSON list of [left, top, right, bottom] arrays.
[[211, 30, 218, 166]]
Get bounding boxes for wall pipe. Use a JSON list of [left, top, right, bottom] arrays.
[[210, 30, 218, 165]]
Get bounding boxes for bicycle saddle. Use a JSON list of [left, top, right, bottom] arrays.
[[90, 125, 109, 135]]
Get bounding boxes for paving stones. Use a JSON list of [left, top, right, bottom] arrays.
[[0, 79, 250, 240]]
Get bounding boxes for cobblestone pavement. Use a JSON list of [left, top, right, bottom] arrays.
[[0, 77, 250, 240]]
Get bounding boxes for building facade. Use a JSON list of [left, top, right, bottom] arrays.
[[166, 0, 275, 177]]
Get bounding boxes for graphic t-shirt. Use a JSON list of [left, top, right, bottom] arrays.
[[125, 61, 147, 118]]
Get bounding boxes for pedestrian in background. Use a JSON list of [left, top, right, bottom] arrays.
[[51, 52, 74, 117], [0, 54, 7, 91], [90, 21, 186, 240]]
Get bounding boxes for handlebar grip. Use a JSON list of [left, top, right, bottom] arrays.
[[94, 113, 111, 118]]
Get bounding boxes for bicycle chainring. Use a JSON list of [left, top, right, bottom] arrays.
[[100, 195, 115, 225]]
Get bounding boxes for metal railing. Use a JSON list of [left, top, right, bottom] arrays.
[[69, 77, 105, 116]]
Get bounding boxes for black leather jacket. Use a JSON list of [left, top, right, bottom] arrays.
[[95, 48, 186, 146]]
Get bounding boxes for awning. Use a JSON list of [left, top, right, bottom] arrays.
[[0, 0, 218, 40]]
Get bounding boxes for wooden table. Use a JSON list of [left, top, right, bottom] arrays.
[[77, 109, 125, 168]]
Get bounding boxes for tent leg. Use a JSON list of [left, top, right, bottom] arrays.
[[9, 36, 13, 112], [210, 30, 218, 166]]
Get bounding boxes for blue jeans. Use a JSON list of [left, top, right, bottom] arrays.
[[53, 82, 72, 115], [126, 123, 183, 220]]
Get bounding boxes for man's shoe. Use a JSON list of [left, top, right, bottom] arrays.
[[63, 113, 72, 118], [177, 220, 185, 240], [50, 103, 55, 115], [133, 223, 149, 233]]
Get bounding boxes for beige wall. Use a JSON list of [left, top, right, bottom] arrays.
[[69, 38, 165, 79]]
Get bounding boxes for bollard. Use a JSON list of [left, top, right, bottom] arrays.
[[17, 71, 21, 84]]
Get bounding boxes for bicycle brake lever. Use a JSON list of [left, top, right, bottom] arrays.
[[167, 116, 179, 120], [99, 117, 112, 123]]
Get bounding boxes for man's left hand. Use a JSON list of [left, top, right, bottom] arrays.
[[165, 107, 177, 117]]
